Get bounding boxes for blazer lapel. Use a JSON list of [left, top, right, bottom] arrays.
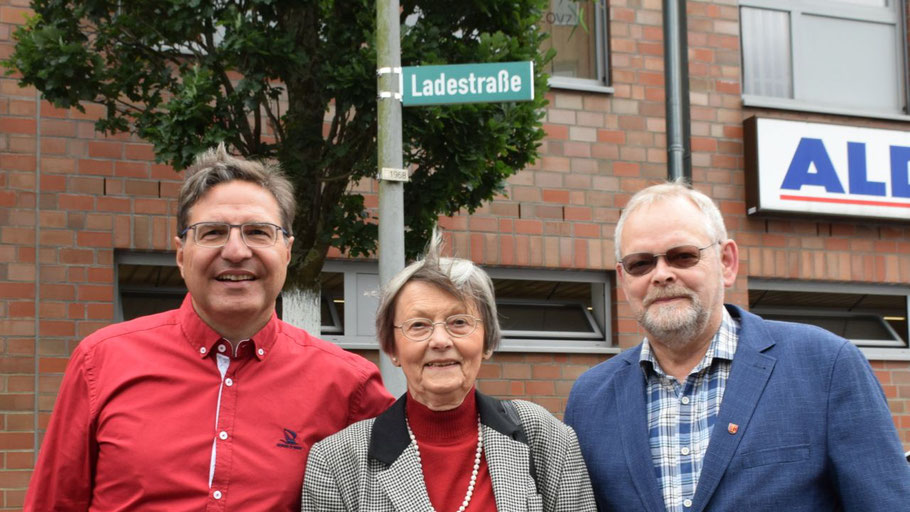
[[691, 308, 776, 512], [615, 361, 667, 512], [484, 424, 532, 512], [371, 391, 532, 512], [375, 449, 435, 511], [476, 391, 534, 512], [370, 395, 434, 511]]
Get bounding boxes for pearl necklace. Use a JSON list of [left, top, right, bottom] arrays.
[[405, 415, 483, 512]]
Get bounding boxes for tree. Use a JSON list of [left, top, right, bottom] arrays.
[[4, 0, 552, 329]]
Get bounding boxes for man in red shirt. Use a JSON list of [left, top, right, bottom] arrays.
[[24, 145, 395, 511]]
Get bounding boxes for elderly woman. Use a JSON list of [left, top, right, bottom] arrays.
[[301, 246, 596, 511]]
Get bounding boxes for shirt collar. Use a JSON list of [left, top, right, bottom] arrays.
[[369, 390, 523, 466], [639, 307, 740, 378], [177, 293, 280, 361]]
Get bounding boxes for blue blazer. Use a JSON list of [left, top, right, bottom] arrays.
[[565, 305, 910, 511]]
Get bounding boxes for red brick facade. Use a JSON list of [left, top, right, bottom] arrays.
[[2, 0, 910, 508]]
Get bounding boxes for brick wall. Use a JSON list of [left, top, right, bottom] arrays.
[[2, 0, 910, 508], [434, 0, 910, 441], [476, 353, 605, 419], [0, 2, 184, 506]]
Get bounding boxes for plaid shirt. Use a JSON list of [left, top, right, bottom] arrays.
[[640, 308, 739, 512]]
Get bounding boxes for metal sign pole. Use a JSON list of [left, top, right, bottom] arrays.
[[374, 6, 533, 395], [376, 0, 407, 397]]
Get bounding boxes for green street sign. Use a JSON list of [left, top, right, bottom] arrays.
[[401, 61, 534, 107]]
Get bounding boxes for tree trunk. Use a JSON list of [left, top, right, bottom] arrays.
[[281, 286, 321, 335]]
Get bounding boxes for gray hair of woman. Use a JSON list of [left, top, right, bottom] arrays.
[[375, 237, 501, 356]]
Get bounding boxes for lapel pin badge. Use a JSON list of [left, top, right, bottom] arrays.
[[727, 423, 739, 435]]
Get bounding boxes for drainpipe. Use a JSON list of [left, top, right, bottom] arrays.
[[663, 0, 692, 182], [902, 2, 910, 114]]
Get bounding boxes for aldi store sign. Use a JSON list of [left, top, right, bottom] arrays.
[[744, 117, 910, 221]]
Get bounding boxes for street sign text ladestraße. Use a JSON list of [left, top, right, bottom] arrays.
[[401, 61, 534, 107]]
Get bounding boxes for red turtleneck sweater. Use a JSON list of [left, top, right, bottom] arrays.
[[406, 390, 497, 511]]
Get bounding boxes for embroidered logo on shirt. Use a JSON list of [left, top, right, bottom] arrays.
[[276, 428, 303, 450]]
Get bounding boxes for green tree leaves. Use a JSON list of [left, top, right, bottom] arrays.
[[5, 0, 551, 293]]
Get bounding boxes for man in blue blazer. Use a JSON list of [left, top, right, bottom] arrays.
[[566, 181, 910, 511]]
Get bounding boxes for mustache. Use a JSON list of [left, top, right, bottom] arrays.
[[643, 285, 696, 307]]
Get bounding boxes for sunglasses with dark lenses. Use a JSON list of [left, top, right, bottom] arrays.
[[620, 242, 718, 276]]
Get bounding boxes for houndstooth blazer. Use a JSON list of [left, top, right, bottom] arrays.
[[301, 391, 596, 512]]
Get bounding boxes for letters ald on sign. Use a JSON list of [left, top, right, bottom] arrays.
[[401, 62, 534, 107], [744, 117, 910, 222]]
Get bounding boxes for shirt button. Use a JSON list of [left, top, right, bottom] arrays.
[[217, 344, 227, 353], [199, 347, 206, 354], [213, 490, 222, 500], [680, 396, 690, 404], [681, 447, 690, 455], [257, 348, 265, 356], [219, 431, 228, 440], [225, 378, 233, 387], [683, 499, 692, 507]]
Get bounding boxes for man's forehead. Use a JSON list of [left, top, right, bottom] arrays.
[[188, 181, 280, 217], [632, 194, 699, 214], [621, 198, 712, 248], [196, 179, 269, 199]]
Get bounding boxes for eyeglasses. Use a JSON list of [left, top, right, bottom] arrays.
[[394, 314, 482, 342], [620, 242, 719, 276], [179, 222, 290, 248]]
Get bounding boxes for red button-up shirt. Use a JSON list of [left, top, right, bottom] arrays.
[[25, 295, 394, 511]]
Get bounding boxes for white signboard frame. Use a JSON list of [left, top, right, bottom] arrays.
[[744, 117, 910, 221]]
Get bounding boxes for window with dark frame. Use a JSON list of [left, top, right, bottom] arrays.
[[116, 254, 343, 335], [116, 254, 615, 353], [748, 281, 909, 348]]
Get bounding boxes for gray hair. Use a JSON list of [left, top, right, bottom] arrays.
[[614, 179, 728, 261], [176, 143, 296, 235], [375, 234, 501, 356]]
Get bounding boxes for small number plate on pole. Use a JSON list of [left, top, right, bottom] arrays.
[[380, 167, 409, 182]]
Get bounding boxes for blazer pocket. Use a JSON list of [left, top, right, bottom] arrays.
[[739, 444, 810, 469], [526, 494, 543, 512]]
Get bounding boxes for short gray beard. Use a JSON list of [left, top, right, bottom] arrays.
[[637, 285, 710, 350]]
